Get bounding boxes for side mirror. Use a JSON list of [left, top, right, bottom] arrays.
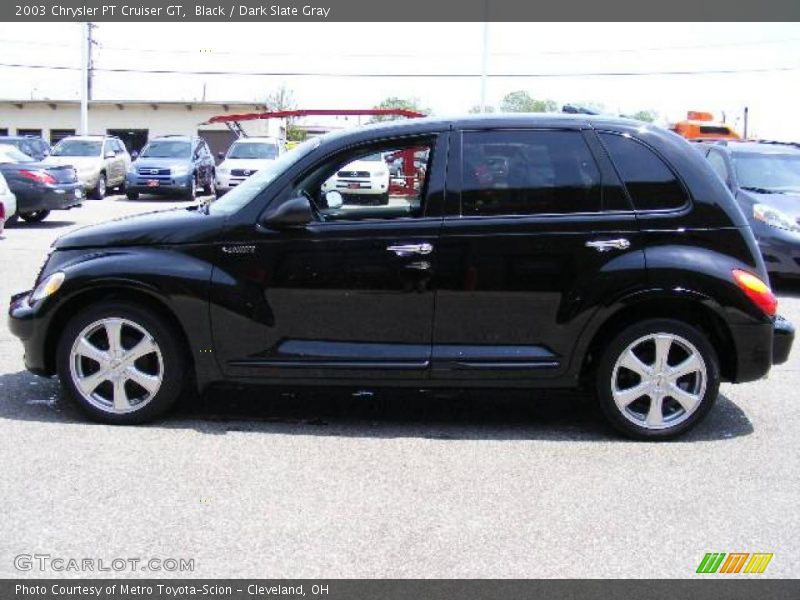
[[131, 151, 139, 160], [105, 151, 116, 158], [325, 190, 343, 208], [260, 195, 313, 229]]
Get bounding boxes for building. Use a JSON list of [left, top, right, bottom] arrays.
[[0, 99, 285, 159]]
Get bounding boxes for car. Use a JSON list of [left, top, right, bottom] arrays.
[[0, 143, 82, 223], [696, 140, 800, 281], [44, 135, 130, 199], [7, 114, 795, 439], [0, 170, 17, 229], [321, 151, 390, 205], [0, 135, 51, 161], [215, 137, 283, 195], [125, 135, 215, 200]]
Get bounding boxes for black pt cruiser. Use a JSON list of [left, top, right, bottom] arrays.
[[8, 115, 795, 439]]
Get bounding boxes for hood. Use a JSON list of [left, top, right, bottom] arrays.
[[44, 155, 100, 169], [220, 158, 274, 171], [133, 156, 191, 169], [739, 189, 800, 219], [340, 159, 385, 173], [54, 206, 225, 249]]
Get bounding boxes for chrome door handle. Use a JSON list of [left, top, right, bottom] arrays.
[[387, 243, 434, 257], [585, 238, 631, 252]]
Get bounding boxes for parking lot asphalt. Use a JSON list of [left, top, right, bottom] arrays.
[[0, 196, 798, 579]]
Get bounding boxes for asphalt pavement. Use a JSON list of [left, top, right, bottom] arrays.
[[0, 195, 798, 578]]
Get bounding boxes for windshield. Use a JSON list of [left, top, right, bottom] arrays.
[[228, 142, 279, 160], [208, 137, 320, 216], [141, 140, 191, 158], [733, 153, 800, 192], [52, 140, 102, 157], [0, 144, 35, 163]]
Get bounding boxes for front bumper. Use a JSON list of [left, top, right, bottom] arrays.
[[126, 172, 193, 195], [757, 233, 800, 277], [8, 291, 50, 376]]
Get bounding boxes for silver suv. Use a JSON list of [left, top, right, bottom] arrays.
[[45, 135, 131, 199]]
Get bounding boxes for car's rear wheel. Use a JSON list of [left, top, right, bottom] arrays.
[[378, 193, 390, 205], [4, 213, 19, 227], [19, 210, 50, 223], [91, 173, 107, 199], [126, 191, 139, 200], [57, 302, 187, 424], [595, 319, 720, 440]]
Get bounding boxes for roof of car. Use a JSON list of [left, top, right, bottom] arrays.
[[150, 135, 194, 141], [58, 135, 117, 141], [0, 135, 45, 140], [698, 140, 800, 155], [234, 137, 280, 143]]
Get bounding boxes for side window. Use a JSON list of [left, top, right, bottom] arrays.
[[295, 137, 435, 222], [599, 133, 688, 211], [461, 130, 602, 216], [706, 149, 729, 183]]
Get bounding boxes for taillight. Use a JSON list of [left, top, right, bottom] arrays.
[[0, 202, 5, 221], [732, 269, 777, 316], [20, 169, 57, 185]]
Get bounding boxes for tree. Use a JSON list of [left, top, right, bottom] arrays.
[[629, 110, 657, 123], [499, 91, 558, 113], [264, 85, 305, 141], [368, 97, 430, 123]]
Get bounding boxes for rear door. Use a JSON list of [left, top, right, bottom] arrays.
[[432, 127, 645, 381]]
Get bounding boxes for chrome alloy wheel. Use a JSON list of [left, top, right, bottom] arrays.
[[69, 318, 164, 414], [611, 333, 707, 430]]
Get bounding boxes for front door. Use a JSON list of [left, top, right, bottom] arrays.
[[210, 133, 448, 381], [432, 127, 645, 381]]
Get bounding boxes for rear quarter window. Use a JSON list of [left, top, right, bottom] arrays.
[[599, 133, 689, 211]]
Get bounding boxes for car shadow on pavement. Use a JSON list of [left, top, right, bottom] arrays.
[[5, 219, 76, 229], [0, 370, 754, 443]]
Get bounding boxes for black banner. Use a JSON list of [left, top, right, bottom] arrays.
[[4, 0, 800, 22]]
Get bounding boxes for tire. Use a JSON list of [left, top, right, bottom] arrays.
[[91, 173, 107, 199], [19, 210, 50, 223], [378, 193, 390, 205], [4, 214, 19, 227], [595, 319, 720, 440], [56, 301, 188, 424], [117, 180, 127, 194], [183, 174, 197, 200], [126, 191, 140, 201]]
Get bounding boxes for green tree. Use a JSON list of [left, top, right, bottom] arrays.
[[499, 91, 557, 113], [469, 104, 496, 114], [264, 85, 306, 142], [630, 110, 657, 123], [368, 97, 430, 123]]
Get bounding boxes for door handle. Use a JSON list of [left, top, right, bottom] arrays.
[[387, 243, 434, 257], [585, 238, 631, 252]]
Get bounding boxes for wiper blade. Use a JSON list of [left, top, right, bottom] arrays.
[[741, 186, 779, 194]]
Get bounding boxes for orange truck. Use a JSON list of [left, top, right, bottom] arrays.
[[670, 111, 741, 140]]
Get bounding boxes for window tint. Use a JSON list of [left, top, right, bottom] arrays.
[[706, 150, 729, 183], [461, 130, 602, 216], [599, 133, 688, 211]]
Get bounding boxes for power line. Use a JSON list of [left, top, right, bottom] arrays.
[[1, 61, 799, 78]]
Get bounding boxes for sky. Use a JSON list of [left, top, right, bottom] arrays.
[[1, 21, 799, 139]]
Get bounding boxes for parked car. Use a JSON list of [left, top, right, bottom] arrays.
[[321, 151, 390, 205], [7, 115, 794, 439], [215, 137, 282, 195], [0, 135, 51, 161], [697, 140, 800, 280], [45, 135, 130, 199], [125, 135, 215, 200], [0, 170, 17, 229], [0, 143, 82, 223]]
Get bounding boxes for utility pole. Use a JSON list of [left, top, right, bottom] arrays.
[[80, 22, 96, 135], [479, 11, 489, 112]]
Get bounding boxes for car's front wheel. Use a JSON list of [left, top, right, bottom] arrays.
[[595, 319, 720, 440], [19, 210, 50, 223], [91, 173, 107, 199], [57, 302, 187, 424]]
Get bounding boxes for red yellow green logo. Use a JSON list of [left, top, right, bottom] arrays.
[[697, 553, 773, 574]]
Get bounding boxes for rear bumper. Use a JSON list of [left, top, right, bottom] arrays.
[[728, 315, 794, 382], [16, 185, 82, 213]]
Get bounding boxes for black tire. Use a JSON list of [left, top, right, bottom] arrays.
[[91, 173, 107, 199], [378, 193, 390, 205], [183, 174, 197, 200], [126, 191, 140, 201], [19, 210, 50, 223], [203, 171, 215, 196], [4, 213, 19, 227], [595, 319, 720, 440], [56, 301, 188, 424]]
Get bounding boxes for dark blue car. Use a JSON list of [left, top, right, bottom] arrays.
[[698, 140, 800, 280], [125, 135, 216, 200]]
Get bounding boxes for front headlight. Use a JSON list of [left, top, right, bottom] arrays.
[[30, 271, 65, 302], [753, 204, 800, 232], [171, 165, 191, 177]]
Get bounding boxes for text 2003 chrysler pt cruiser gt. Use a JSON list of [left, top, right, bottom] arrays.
[[8, 115, 795, 439]]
